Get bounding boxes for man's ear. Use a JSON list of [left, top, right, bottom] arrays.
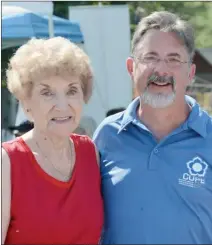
[[188, 63, 196, 85], [126, 57, 134, 78]]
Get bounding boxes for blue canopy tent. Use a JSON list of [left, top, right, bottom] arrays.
[[2, 12, 84, 49]]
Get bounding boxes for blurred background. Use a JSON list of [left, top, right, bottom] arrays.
[[2, 1, 212, 141]]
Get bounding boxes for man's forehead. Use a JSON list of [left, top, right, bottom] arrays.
[[135, 29, 187, 56], [141, 51, 183, 59]]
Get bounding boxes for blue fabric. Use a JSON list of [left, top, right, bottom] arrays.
[[93, 96, 212, 244], [2, 13, 84, 43]]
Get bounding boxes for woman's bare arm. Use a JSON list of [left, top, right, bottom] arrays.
[[2, 148, 11, 244]]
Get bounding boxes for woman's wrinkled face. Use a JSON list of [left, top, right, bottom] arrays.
[[24, 75, 84, 137]]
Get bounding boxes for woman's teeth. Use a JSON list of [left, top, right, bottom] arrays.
[[52, 117, 71, 121]]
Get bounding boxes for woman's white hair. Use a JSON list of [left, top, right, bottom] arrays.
[[7, 37, 93, 103]]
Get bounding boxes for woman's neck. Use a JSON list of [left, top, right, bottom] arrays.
[[25, 129, 71, 156]]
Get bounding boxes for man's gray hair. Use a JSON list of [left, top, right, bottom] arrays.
[[132, 11, 195, 61]]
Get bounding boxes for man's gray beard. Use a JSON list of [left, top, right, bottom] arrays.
[[140, 88, 176, 108]]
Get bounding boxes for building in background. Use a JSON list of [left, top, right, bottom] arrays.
[[69, 5, 132, 129], [187, 48, 212, 114]]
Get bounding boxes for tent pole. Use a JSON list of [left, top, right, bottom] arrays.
[[48, 13, 54, 37]]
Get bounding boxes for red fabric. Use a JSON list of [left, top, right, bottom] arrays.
[[2, 134, 103, 245]]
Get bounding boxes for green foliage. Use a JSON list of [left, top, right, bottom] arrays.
[[129, 1, 212, 48], [2, 79, 7, 88]]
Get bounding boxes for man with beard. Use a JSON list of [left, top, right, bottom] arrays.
[[93, 11, 212, 244]]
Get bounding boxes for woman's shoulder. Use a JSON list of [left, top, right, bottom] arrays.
[[2, 137, 21, 149], [71, 133, 94, 145], [2, 137, 28, 160], [2, 136, 24, 147], [71, 133, 97, 155], [71, 134, 99, 166], [2, 139, 16, 173]]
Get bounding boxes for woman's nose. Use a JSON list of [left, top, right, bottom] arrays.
[[54, 95, 69, 110]]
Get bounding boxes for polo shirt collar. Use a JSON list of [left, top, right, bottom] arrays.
[[119, 95, 208, 138], [185, 95, 208, 138], [118, 97, 140, 133]]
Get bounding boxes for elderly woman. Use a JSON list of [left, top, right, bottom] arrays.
[[2, 37, 103, 244]]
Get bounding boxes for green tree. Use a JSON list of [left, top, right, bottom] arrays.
[[130, 1, 212, 48]]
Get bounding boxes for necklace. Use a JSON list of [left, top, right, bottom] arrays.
[[35, 139, 74, 181]]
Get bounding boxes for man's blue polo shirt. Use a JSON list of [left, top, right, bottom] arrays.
[[93, 96, 212, 244]]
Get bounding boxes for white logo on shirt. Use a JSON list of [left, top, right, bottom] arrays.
[[179, 157, 208, 188]]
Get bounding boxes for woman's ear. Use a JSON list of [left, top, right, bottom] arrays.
[[21, 101, 34, 122]]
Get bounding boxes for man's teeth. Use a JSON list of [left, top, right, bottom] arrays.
[[153, 81, 170, 86], [53, 117, 70, 121]]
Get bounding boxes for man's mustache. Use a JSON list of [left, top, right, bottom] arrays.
[[147, 74, 175, 86]]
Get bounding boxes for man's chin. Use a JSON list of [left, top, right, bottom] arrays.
[[140, 92, 176, 109]]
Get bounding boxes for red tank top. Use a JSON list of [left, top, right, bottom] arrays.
[[2, 134, 103, 245]]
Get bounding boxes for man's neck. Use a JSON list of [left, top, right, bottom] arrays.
[[138, 98, 191, 141]]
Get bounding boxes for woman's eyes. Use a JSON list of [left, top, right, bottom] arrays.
[[40, 90, 53, 97], [40, 88, 78, 97], [67, 88, 78, 95]]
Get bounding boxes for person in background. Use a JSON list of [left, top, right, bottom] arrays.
[[106, 107, 125, 117], [2, 37, 103, 245], [74, 116, 97, 138], [9, 120, 34, 137], [93, 11, 212, 244]]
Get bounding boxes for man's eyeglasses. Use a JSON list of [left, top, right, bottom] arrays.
[[132, 55, 189, 68]]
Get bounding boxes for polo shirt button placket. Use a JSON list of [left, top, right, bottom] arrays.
[[154, 148, 159, 154], [148, 147, 160, 170]]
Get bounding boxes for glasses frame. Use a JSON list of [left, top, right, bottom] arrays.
[[131, 55, 190, 68]]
